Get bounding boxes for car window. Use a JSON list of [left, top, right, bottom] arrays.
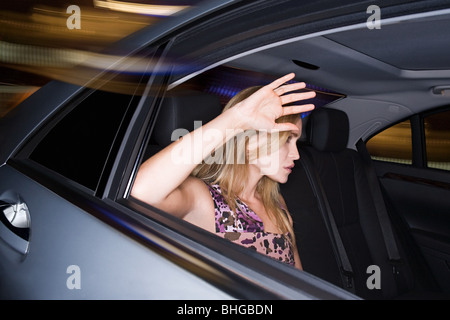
[[28, 86, 140, 192], [366, 119, 413, 165], [424, 109, 450, 171], [132, 63, 343, 234]]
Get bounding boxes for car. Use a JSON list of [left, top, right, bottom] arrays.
[[1, 0, 450, 300]]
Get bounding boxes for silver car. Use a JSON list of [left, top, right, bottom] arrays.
[[1, 0, 450, 300]]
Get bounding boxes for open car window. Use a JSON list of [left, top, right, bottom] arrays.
[[125, 62, 346, 288]]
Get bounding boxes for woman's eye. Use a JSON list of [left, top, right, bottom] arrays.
[[286, 135, 292, 143]]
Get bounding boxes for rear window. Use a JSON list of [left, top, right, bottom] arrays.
[[366, 120, 413, 165]]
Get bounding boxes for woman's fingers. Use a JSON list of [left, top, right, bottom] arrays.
[[280, 103, 315, 117], [268, 73, 315, 105], [243, 73, 317, 131], [267, 73, 296, 90], [280, 90, 316, 106], [272, 122, 302, 132], [273, 82, 306, 96]]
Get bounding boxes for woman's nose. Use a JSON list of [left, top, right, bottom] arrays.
[[290, 144, 300, 160]]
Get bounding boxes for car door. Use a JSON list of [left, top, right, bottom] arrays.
[[0, 43, 237, 299], [366, 108, 450, 293]]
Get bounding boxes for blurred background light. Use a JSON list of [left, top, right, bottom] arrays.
[[93, 0, 189, 16], [0, 1, 197, 117]]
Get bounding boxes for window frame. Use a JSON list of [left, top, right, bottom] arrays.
[[421, 105, 450, 172], [9, 48, 157, 196], [111, 40, 357, 299]]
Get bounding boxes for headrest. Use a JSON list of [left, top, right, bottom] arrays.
[[306, 108, 349, 152], [152, 90, 223, 148]]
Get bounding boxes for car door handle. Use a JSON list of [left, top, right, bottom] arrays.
[[0, 199, 30, 254]]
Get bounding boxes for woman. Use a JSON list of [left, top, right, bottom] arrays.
[[131, 73, 316, 269]]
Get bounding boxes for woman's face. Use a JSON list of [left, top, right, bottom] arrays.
[[251, 118, 301, 183]]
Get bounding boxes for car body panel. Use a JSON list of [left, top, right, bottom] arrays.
[[0, 164, 234, 299]]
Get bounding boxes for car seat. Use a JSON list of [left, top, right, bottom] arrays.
[[144, 89, 223, 159], [282, 107, 445, 299]]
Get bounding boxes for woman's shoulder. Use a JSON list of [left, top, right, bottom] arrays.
[[181, 175, 212, 195], [182, 177, 221, 211], [180, 176, 216, 231]]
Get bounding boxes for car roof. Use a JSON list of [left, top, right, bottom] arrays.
[[223, 8, 450, 146], [226, 9, 450, 97]]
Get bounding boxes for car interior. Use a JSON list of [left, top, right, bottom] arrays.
[[142, 86, 449, 300], [135, 10, 450, 299]]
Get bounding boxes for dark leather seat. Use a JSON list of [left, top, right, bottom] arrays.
[[144, 89, 223, 159], [282, 107, 445, 299]]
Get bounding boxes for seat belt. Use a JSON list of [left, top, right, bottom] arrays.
[[356, 139, 403, 274], [301, 150, 355, 293]]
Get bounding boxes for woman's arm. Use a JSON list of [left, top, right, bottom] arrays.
[[131, 73, 315, 219], [131, 105, 241, 218]]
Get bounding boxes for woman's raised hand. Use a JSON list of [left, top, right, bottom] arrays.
[[232, 73, 316, 132]]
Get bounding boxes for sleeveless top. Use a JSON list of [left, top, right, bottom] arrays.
[[206, 183, 295, 266]]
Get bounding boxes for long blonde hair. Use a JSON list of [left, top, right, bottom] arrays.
[[192, 86, 300, 248]]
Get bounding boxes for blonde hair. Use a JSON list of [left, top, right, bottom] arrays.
[[192, 86, 300, 248]]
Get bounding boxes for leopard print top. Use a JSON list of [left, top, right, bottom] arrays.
[[206, 183, 295, 266]]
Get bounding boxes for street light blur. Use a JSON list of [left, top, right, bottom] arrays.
[[0, 1, 196, 117]]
